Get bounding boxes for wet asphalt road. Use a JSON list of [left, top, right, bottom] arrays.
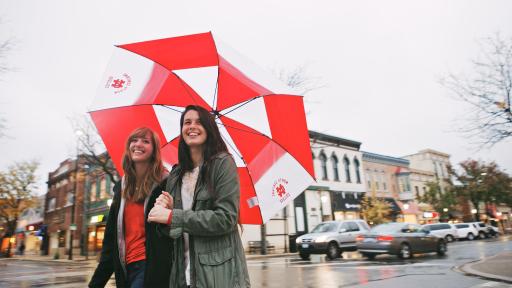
[[247, 237, 512, 288], [0, 237, 511, 288]]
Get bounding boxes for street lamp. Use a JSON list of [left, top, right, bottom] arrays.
[[443, 208, 448, 212], [69, 130, 83, 260]]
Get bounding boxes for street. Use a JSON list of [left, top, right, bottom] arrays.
[[0, 237, 511, 288]]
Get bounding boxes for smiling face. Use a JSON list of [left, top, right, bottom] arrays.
[[129, 132, 154, 163], [182, 110, 207, 148]]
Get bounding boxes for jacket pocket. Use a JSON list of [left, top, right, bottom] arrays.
[[197, 248, 235, 288]]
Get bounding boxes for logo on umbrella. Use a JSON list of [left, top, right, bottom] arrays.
[[272, 178, 291, 203], [105, 73, 132, 94]]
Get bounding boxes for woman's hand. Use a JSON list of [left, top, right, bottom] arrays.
[[147, 205, 172, 224], [155, 191, 173, 209]]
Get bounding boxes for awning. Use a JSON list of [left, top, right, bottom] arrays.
[[379, 197, 401, 213], [397, 201, 421, 214]]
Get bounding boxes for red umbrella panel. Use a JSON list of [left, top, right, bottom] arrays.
[[89, 32, 315, 224]]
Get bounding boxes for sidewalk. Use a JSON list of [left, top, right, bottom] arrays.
[[458, 251, 512, 283], [5, 253, 98, 266]]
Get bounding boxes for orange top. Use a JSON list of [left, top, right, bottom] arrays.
[[124, 201, 146, 264]]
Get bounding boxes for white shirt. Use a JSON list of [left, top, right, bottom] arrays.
[[181, 166, 200, 286]]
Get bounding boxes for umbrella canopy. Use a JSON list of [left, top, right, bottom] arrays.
[[89, 32, 314, 224]]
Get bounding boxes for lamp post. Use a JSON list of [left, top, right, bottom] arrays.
[[68, 130, 83, 260]]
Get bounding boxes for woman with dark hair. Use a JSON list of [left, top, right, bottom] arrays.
[[148, 105, 250, 288], [89, 127, 172, 288]]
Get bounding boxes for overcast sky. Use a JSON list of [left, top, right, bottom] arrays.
[[1, 0, 511, 195]]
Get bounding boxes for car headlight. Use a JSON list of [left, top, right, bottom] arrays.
[[315, 236, 329, 243], [296, 237, 302, 244]]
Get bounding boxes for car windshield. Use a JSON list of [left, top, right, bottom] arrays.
[[369, 223, 405, 233], [311, 222, 337, 233]]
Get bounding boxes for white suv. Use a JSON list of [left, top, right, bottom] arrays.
[[468, 222, 489, 239], [454, 223, 479, 240], [422, 223, 459, 242]]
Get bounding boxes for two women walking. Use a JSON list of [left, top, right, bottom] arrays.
[[89, 105, 250, 288]]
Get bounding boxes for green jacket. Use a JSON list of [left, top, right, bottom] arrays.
[[162, 153, 251, 288]]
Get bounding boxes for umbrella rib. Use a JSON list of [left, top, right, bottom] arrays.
[[219, 96, 261, 117]]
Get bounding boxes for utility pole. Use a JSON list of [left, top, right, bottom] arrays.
[[69, 151, 79, 260]]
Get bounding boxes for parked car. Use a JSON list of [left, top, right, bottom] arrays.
[[422, 223, 459, 242], [296, 220, 371, 260], [469, 222, 489, 239], [486, 225, 500, 237], [454, 223, 479, 240], [356, 222, 447, 260]]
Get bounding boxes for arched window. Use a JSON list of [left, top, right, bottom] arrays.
[[319, 151, 328, 180], [353, 157, 361, 184], [343, 156, 351, 183], [331, 154, 339, 181]]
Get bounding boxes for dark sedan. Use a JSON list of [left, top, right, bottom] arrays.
[[356, 222, 447, 259]]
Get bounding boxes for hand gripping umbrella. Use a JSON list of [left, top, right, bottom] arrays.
[[88, 32, 315, 224]]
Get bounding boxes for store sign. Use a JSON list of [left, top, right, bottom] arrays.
[[423, 212, 439, 218], [90, 215, 105, 224]]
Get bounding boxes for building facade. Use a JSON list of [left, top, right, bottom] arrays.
[[362, 152, 414, 222], [43, 158, 86, 257]]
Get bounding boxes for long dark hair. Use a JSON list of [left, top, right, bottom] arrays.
[[122, 127, 164, 202], [178, 105, 229, 186]]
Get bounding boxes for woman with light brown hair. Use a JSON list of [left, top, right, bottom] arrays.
[[89, 127, 171, 288]]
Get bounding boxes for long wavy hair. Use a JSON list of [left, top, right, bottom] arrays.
[[178, 105, 229, 185], [122, 127, 164, 202]]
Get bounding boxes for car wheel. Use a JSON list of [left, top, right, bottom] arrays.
[[445, 235, 454, 242], [467, 233, 475, 241], [436, 240, 447, 256], [398, 243, 412, 259], [326, 242, 339, 260], [299, 251, 310, 260], [361, 252, 376, 260], [478, 231, 486, 239]]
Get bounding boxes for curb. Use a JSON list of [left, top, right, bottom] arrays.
[[245, 252, 296, 260], [458, 253, 512, 284]]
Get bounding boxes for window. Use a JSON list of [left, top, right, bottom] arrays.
[[331, 154, 340, 181], [47, 198, 56, 211], [381, 171, 386, 191], [66, 192, 74, 206], [100, 178, 108, 199], [319, 151, 328, 180], [415, 186, 419, 194], [348, 222, 360, 232], [339, 222, 351, 232], [354, 158, 361, 183], [366, 170, 372, 188], [343, 156, 351, 183], [374, 170, 379, 189]]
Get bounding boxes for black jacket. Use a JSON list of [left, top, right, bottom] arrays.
[[89, 180, 173, 288]]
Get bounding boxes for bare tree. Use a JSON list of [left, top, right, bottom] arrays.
[[275, 64, 326, 114], [70, 115, 118, 183], [441, 34, 512, 148], [0, 18, 15, 138]]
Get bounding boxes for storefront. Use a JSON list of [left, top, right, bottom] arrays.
[[331, 191, 363, 221], [87, 214, 107, 254]]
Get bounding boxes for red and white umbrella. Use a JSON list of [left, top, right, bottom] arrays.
[[89, 32, 314, 224]]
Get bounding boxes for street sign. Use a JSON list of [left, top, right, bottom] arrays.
[[70, 224, 77, 231]]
